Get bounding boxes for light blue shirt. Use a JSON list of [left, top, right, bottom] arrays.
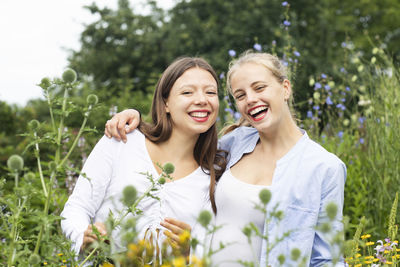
[[219, 126, 346, 266]]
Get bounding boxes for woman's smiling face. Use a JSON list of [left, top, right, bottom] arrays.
[[230, 62, 291, 133], [165, 67, 219, 136]]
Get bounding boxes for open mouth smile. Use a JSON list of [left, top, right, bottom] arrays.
[[248, 105, 268, 121], [189, 110, 211, 122]]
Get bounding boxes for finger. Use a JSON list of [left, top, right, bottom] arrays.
[[117, 120, 127, 143], [164, 230, 180, 244], [161, 221, 184, 236], [81, 236, 97, 250], [125, 117, 139, 134], [93, 222, 107, 236], [105, 120, 111, 138], [164, 217, 192, 232], [109, 118, 122, 141]]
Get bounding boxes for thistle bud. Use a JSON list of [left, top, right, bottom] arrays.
[[7, 155, 24, 172], [28, 254, 41, 265], [320, 222, 331, 233], [198, 210, 212, 228], [326, 202, 338, 220], [278, 254, 285, 265], [163, 162, 175, 175], [28, 120, 40, 131], [259, 189, 271, 205], [158, 177, 166, 185], [242, 225, 252, 238], [40, 77, 51, 89], [86, 94, 98, 105], [122, 185, 137, 207], [24, 172, 36, 183], [290, 248, 301, 261], [62, 68, 77, 83]]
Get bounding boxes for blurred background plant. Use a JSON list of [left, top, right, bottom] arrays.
[[1, 0, 400, 265]]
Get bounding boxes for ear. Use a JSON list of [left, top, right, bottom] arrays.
[[165, 101, 170, 113], [282, 79, 292, 101]]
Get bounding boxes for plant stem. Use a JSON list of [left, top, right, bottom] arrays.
[[55, 87, 69, 164], [79, 247, 98, 267], [34, 132, 48, 197], [7, 197, 27, 267], [59, 106, 92, 168], [45, 89, 56, 132], [34, 171, 56, 254]]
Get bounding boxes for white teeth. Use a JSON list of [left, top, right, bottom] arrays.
[[190, 112, 208, 118], [249, 106, 268, 116]]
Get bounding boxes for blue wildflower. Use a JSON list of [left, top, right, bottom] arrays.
[[337, 131, 344, 138], [341, 92, 346, 96], [376, 118, 380, 123], [283, 20, 291, 26], [324, 85, 330, 90], [359, 138, 365, 144], [219, 72, 225, 79], [224, 95, 229, 100], [313, 105, 320, 110], [345, 86, 350, 91], [307, 111, 313, 118], [341, 42, 347, 48], [253, 43, 262, 51], [228, 49, 236, 57], [321, 73, 327, 79], [234, 112, 241, 120], [282, 61, 288, 66], [314, 82, 322, 89], [282, 1, 288, 6], [272, 40, 277, 46], [358, 117, 366, 124], [340, 67, 347, 73], [336, 103, 346, 111], [293, 51, 300, 57], [225, 107, 233, 113], [318, 110, 322, 115], [340, 98, 346, 102], [326, 96, 333, 105]]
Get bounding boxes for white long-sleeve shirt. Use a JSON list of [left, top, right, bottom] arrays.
[[61, 130, 211, 255]]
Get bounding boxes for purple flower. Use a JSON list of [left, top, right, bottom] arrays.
[[340, 98, 346, 102], [282, 60, 288, 66], [359, 117, 366, 124], [376, 118, 381, 123], [253, 43, 262, 51], [307, 111, 313, 118], [336, 104, 346, 111], [228, 49, 236, 57], [234, 112, 241, 120], [293, 51, 300, 57], [321, 73, 327, 79], [219, 72, 225, 79], [341, 92, 346, 96], [272, 40, 277, 46], [359, 138, 365, 144], [283, 20, 291, 26], [345, 86, 350, 91], [313, 105, 320, 110], [326, 96, 333, 105], [324, 85, 331, 90], [224, 95, 229, 100], [337, 131, 344, 138], [341, 42, 347, 48], [314, 82, 322, 89], [282, 1, 288, 6], [225, 107, 233, 113], [340, 67, 346, 73]]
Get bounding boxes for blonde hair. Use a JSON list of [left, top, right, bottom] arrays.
[[222, 51, 295, 135]]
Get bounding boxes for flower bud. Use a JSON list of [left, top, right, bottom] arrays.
[[86, 94, 98, 105], [278, 254, 285, 265], [62, 68, 77, 83], [198, 210, 212, 228], [28, 120, 40, 131], [24, 172, 36, 183], [326, 202, 338, 220], [313, 92, 320, 100], [259, 189, 271, 205], [40, 77, 51, 89], [122, 185, 137, 207], [163, 162, 175, 175], [28, 254, 41, 265], [320, 222, 331, 233], [242, 225, 252, 238], [290, 248, 301, 261], [158, 177, 166, 185], [7, 155, 24, 172]]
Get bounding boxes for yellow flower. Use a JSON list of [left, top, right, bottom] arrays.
[[355, 264, 362, 267], [101, 263, 114, 267], [373, 258, 379, 262], [393, 240, 399, 244], [43, 262, 47, 265], [355, 253, 361, 258], [62, 259, 67, 263], [57, 253, 64, 257], [172, 256, 186, 267], [361, 234, 371, 240], [161, 264, 172, 267], [179, 230, 191, 244], [366, 241, 375, 246], [365, 261, 372, 264], [397, 248, 400, 252], [384, 250, 390, 254], [387, 261, 393, 264], [364, 256, 374, 259]]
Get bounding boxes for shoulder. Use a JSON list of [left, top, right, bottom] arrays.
[[94, 129, 144, 153], [219, 126, 258, 149]]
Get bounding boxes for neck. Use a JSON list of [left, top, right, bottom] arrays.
[[257, 115, 303, 158], [157, 129, 199, 161]]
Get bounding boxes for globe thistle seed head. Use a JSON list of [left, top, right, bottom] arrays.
[[242, 225, 252, 238], [198, 210, 212, 228], [48, 161, 57, 172], [122, 185, 137, 207], [163, 162, 175, 175], [24, 172, 36, 183], [86, 94, 98, 105], [40, 77, 51, 89], [158, 177, 166, 185], [320, 222, 332, 233], [28, 120, 40, 131], [278, 254, 286, 265], [7, 155, 24, 172], [62, 68, 77, 83], [259, 189, 271, 205], [28, 254, 41, 265], [326, 202, 338, 220], [290, 248, 301, 261]]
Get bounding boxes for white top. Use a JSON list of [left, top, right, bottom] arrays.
[[211, 169, 269, 267], [61, 130, 211, 255]]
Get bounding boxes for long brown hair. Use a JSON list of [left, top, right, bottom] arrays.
[[139, 57, 226, 213]]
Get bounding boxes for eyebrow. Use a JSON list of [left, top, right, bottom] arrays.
[[179, 84, 217, 89], [232, 81, 266, 93]]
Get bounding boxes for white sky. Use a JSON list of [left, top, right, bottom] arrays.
[[0, 0, 175, 106]]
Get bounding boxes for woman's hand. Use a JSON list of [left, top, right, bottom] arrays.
[[81, 222, 108, 251], [161, 217, 192, 255], [104, 109, 141, 143]]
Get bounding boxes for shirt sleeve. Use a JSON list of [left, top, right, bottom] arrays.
[[310, 161, 347, 266], [60, 136, 118, 254]]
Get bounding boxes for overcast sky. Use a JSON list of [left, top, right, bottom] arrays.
[[0, 0, 175, 106]]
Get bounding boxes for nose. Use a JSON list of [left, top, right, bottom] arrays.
[[194, 91, 207, 105], [246, 90, 257, 105]]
